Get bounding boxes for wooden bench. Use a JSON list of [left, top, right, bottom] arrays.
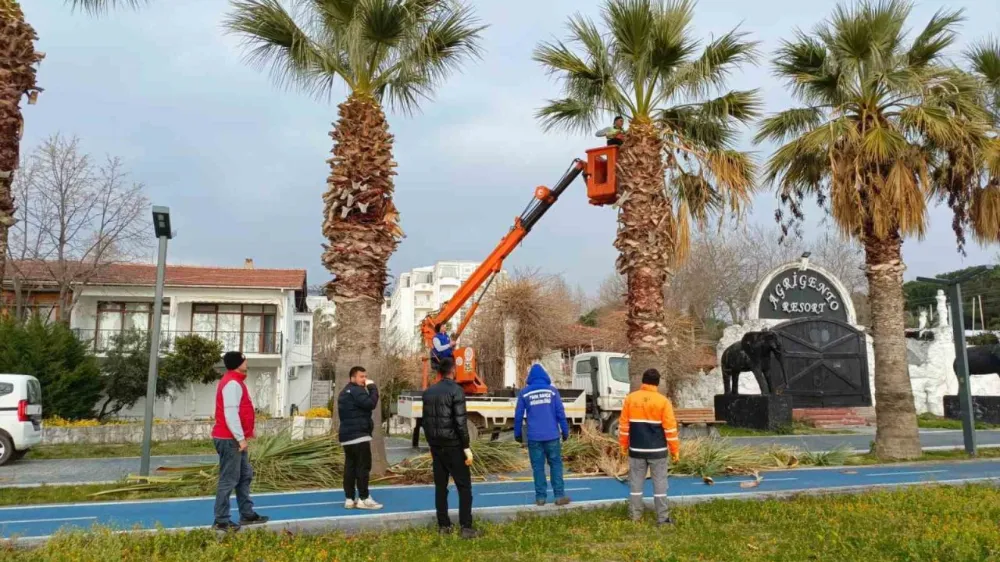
[[675, 408, 724, 438]]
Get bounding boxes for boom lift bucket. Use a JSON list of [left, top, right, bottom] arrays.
[[585, 146, 618, 206]]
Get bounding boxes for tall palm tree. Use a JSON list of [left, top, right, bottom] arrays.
[[756, 1, 994, 459], [535, 0, 759, 387], [226, 0, 483, 474], [0, 0, 143, 291]]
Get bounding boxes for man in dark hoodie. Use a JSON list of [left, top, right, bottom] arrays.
[[514, 364, 571, 506]]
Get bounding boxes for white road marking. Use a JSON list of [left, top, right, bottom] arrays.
[[235, 501, 341, 511], [865, 470, 949, 477], [0, 516, 97, 525], [714, 478, 798, 485], [480, 487, 591, 497]]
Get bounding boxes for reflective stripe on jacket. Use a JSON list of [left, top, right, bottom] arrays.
[[618, 384, 679, 459]]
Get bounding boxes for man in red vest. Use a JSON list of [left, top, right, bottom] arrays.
[[212, 351, 269, 531]]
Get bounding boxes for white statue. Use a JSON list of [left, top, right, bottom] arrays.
[[918, 310, 928, 336], [935, 290, 949, 328]]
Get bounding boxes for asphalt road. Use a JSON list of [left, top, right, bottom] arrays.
[[2, 431, 996, 487], [0, 438, 426, 487], [3, 459, 999, 541]]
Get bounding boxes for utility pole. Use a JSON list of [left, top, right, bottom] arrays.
[[917, 266, 989, 456]]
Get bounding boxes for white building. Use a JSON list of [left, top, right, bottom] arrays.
[[7, 259, 317, 420], [382, 261, 486, 351]]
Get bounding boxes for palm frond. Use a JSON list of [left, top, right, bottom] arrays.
[[671, 28, 759, 98], [906, 7, 964, 68], [773, 34, 843, 105], [536, 98, 604, 134], [67, 0, 149, 15], [225, 0, 336, 92], [755, 107, 826, 145], [226, 0, 484, 110]]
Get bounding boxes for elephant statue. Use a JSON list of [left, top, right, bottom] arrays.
[[721, 330, 785, 395], [958, 345, 1000, 381]]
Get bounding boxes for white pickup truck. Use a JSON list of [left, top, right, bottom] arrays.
[[398, 351, 632, 443]]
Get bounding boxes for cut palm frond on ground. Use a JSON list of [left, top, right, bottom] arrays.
[[90, 432, 343, 497]]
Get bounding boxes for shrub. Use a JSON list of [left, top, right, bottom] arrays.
[[303, 407, 332, 419], [0, 316, 103, 419], [967, 333, 999, 346]]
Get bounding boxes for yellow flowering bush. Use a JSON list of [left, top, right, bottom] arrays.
[[303, 407, 332, 419]]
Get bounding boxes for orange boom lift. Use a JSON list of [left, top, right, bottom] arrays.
[[419, 146, 619, 395]]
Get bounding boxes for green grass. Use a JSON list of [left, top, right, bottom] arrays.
[[846, 446, 1000, 465], [0, 483, 208, 507], [718, 422, 854, 437], [3, 485, 999, 561], [25, 440, 216, 460], [916, 413, 1000, 431]]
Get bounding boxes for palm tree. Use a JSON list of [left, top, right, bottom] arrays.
[[535, 0, 759, 387], [0, 0, 144, 291], [756, 1, 995, 459], [225, 0, 483, 474]]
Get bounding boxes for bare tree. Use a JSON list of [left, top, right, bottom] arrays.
[[596, 223, 868, 329], [7, 134, 149, 320]]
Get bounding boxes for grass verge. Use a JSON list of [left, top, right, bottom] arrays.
[[25, 440, 216, 460], [917, 413, 1000, 430], [719, 422, 854, 437], [3, 485, 1000, 561]]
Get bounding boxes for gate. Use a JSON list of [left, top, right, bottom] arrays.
[[769, 318, 871, 408]]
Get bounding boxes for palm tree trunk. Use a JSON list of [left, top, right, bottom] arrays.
[[614, 122, 674, 391], [864, 231, 920, 459], [0, 1, 42, 285], [322, 94, 402, 476]]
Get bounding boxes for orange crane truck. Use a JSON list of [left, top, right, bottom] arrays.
[[397, 146, 630, 443]]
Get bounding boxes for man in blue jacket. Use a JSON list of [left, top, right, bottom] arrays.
[[514, 364, 571, 506]]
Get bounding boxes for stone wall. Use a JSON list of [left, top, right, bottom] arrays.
[[42, 417, 333, 445]]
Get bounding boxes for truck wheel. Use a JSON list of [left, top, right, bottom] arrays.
[[603, 418, 620, 438], [0, 434, 13, 466]]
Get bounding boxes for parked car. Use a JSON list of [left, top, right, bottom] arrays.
[[0, 374, 43, 465]]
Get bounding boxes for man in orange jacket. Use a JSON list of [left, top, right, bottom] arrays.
[[618, 368, 679, 525]]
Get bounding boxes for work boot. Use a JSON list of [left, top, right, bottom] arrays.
[[658, 517, 675, 527], [460, 527, 482, 540], [239, 513, 270, 526], [535, 499, 546, 506], [438, 526, 454, 536], [555, 497, 571, 506], [213, 520, 241, 532]]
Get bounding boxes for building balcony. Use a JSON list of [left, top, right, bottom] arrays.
[[74, 329, 282, 355]]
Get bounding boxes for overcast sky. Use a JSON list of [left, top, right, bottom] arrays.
[[21, 0, 1000, 294]]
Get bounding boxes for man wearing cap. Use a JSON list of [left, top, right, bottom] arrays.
[[211, 351, 269, 531]]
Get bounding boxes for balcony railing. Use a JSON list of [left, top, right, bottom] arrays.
[[74, 329, 282, 355]]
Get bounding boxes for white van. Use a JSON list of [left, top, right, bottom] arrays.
[[0, 374, 43, 465]]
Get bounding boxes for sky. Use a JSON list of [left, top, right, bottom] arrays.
[[20, 0, 1000, 296]]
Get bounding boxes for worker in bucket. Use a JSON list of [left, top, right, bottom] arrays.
[[514, 364, 571, 507], [596, 116, 626, 146], [618, 368, 679, 526], [430, 323, 456, 372]]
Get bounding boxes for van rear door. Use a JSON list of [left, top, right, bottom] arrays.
[[25, 378, 42, 429]]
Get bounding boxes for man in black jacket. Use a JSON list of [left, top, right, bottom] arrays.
[[338, 366, 382, 510], [421, 358, 479, 539]]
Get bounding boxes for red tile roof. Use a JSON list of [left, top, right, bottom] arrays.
[[4, 260, 307, 290]]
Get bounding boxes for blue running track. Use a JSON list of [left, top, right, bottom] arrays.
[[3, 460, 999, 541]]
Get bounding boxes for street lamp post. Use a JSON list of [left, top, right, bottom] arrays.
[[139, 206, 173, 478]]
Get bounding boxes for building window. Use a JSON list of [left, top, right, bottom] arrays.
[[96, 301, 169, 351], [191, 303, 278, 353], [439, 265, 459, 279], [294, 319, 311, 345]]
